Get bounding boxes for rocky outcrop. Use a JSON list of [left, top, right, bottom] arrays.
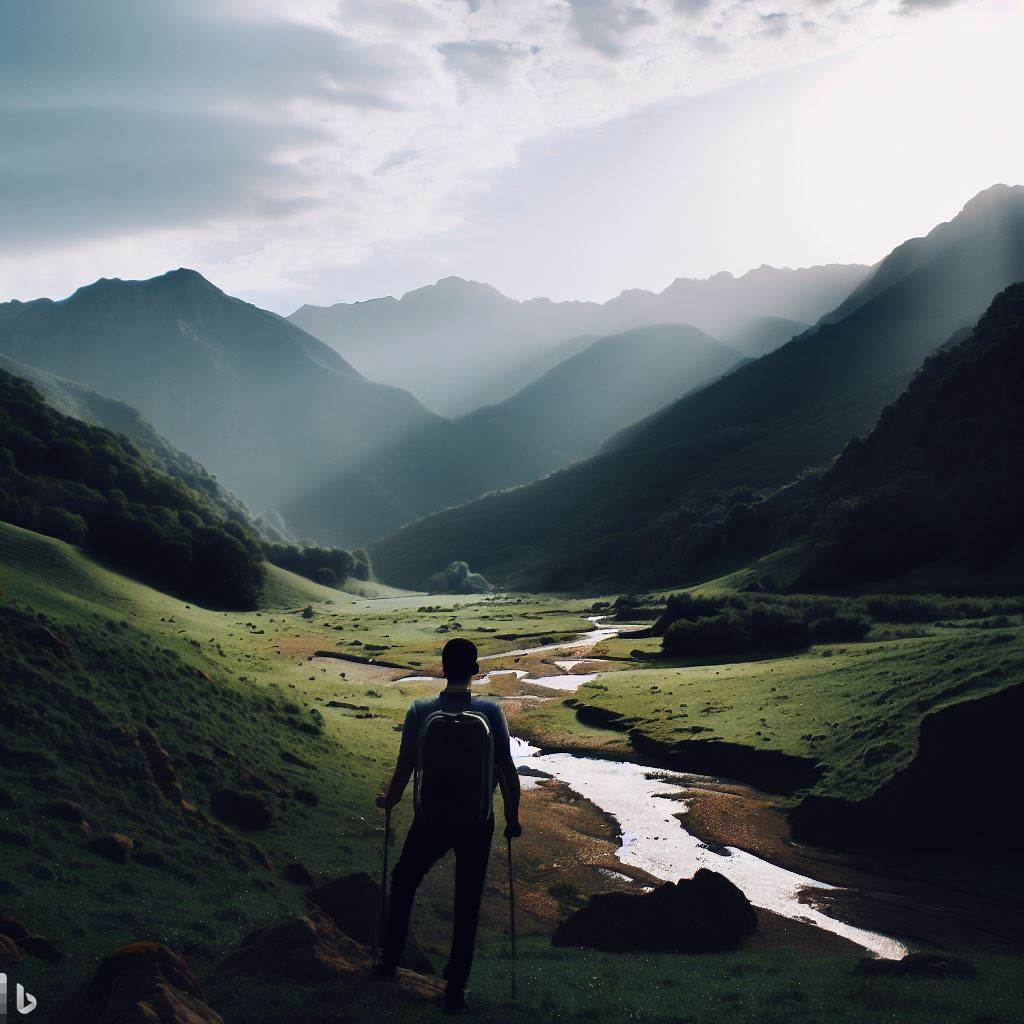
[[308, 873, 433, 974], [791, 682, 1024, 850], [553, 868, 757, 952], [138, 728, 184, 804], [57, 942, 222, 1023], [220, 910, 441, 1003]]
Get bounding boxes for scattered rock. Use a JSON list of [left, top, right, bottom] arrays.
[[0, 914, 30, 940], [246, 841, 274, 871], [517, 766, 553, 779], [553, 868, 757, 952], [18, 934, 67, 963], [220, 910, 441, 1003], [42, 799, 87, 823], [0, 933, 21, 967], [138, 728, 185, 804], [211, 790, 273, 830], [87, 833, 134, 864], [283, 861, 318, 887], [854, 952, 976, 978], [220, 912, 351, 984], [59, 941, 222, 1023], [308, 873, 433, 974]]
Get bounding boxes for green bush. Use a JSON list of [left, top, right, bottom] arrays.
[[663, 610, 749, 657], [808, 613, 871, 643]]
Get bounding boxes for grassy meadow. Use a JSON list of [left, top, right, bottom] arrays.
[[2, 520, 1023, 1022]]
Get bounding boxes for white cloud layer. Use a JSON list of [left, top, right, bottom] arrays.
[[0, 0, 1016, 310]]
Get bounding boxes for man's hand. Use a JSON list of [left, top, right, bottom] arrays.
[[376, 790, 398, 810], [504, 820, 522, 839]]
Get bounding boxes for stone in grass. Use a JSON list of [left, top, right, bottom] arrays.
[[283, 861, 318, 887], [18, 934, 67, 963], [60, 941, 222, 1023], [854, 952, 976, 979], [211, 790, 274, 830], [41, 799, 87, 823], [0, 914, 29, 941], [221, 909, 441, 1004], [0, 933, 21, 967], [308, 873, 434, 974], [87, 833, 134, 864], [553, 868, 757, 952]]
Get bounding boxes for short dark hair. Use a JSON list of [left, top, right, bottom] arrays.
[[441, 637, 478, 680]]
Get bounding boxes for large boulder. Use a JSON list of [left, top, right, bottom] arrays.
[[308, 873, 434, 974], [220, 913, 443, 1021], [57, 941, 222, 1023], [553, 868, 757, 952]]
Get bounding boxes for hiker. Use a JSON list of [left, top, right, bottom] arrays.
[[375, 637, 522, 1013]]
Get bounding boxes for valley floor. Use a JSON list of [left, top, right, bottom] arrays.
[[1, 522, 1022, 1023]]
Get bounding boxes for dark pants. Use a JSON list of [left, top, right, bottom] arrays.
[[383, 814, 494, 988]]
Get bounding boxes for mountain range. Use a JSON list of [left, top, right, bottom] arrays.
[[368, 184, 1024, 591], [289, 265, 864, 415]]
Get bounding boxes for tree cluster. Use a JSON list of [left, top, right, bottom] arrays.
[[0, 370, 264, 607]]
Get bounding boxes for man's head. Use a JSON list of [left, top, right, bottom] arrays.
[[441, 637, 478, 684]]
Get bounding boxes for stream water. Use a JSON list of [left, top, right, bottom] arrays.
[[402, 617, 906, 959]]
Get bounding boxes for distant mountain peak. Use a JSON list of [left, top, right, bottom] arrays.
[[956, 182, 1024, 220]]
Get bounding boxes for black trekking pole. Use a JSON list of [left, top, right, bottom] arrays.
[[374, 804, 391, 972], [507, 834, 518, 1001]]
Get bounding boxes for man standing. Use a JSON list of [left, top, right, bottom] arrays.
[[376, 637, 522, 1013]]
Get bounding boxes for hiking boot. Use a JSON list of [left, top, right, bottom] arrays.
[[444, 984, 469, 1014]]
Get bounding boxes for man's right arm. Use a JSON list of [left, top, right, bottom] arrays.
[[377, 704, 417, 809]]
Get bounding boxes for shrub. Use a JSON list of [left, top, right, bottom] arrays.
[[808, 613, 871, 643], [744, 601, 808, 650], [425, 560, 492, 595], [663, 611, 749, 657]]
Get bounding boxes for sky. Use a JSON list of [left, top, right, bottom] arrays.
[[1, 0, 1022, 313]]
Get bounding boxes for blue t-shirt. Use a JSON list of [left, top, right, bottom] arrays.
[[396, 690, 514, 776]]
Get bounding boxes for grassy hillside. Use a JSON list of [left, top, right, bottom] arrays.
[[3, 523, 1022, 1021], [370, 186, 1024, 592]]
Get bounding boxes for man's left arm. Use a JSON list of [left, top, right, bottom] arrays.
[[493, 706, 522, 837]]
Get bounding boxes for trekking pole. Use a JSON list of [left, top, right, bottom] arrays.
[[507, 834, 518, 1001], [374, 804, 391, 971]]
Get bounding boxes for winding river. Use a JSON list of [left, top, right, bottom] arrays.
[[405, 618, 906, 960]]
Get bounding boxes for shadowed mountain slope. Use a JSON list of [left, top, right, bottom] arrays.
[[278, 324, 741, 546], [0, 270, 519, 546], [369, 185, 1024, 591]]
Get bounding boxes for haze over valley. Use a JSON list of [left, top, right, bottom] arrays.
[[2, 2, 1023, 1022]]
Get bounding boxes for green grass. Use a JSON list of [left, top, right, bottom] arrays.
[[524, 626, 1024, 803], [4, 520, 1023, 1023], [202, 939, 1024, 1024]]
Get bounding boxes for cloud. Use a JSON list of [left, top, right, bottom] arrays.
[[0, 0, 983, 308], [437, 40, 534, 88], [897, 0, 963, 12], [567, 0, 658, 58]]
